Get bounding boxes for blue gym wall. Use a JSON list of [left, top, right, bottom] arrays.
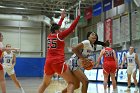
[[14, 57, 45, 77]]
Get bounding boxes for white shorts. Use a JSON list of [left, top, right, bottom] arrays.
[[66, 57, 80, 71], [127, 66, 137, 75], [3, 65, 15, 75]]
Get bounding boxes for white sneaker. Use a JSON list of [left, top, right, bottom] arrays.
[[112, 88, 118, 93], [134, 86, 138, 91], [55, 91, 61, 93], [20, 87, 25, 93], [124, 88, 130, 92], [104, 89, 107, 93]]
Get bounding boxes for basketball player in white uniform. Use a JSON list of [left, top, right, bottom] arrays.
[[121, 46, 140, 92], [68, 39, 95, 71], [63, 32, 105, 93], [2, 44, 25, 93]]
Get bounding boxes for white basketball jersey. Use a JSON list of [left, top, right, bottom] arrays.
[[126, 52, 136, 66], [0, 42, 3, 49], [71, 40, 95, 60], [2, 51, 14, 66], [81, 40, 94, 57], [71, 40, 94, 58]]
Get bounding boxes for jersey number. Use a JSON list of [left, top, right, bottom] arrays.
[[47, 39, 57, 49], [6, 59, 10, 63], [105, 51, 113, 57], [128, 59, 133, 63]]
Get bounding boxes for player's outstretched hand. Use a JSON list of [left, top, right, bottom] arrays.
[[77, 8, 81, 16], [61, 9, 66, 18], [13, 48, 20, 52], [14, 48, 20, 50]]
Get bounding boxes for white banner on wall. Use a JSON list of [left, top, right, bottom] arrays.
[[113, 18, 121, 44], [117, 69, 139, 83], [84, 69, 97, 81], [120, 15, 130, 42], [132, 13, 140, 40], [97, 22, 104, 41], [97, 22, 104, 50]]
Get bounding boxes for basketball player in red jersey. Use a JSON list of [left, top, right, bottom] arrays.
[[96, 40, 118, 93], [0, 33, 6, 93], [38, 9, 80, 93]]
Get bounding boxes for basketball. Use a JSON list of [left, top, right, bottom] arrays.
[[82, 60, 94, 70]]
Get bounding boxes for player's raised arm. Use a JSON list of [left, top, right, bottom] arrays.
[[58, 10, 66, 26], [58, 9, 80, 39]]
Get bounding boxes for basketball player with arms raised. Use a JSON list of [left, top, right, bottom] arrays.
[[96, 40, 118, 93], [38, 9, 80, 93]]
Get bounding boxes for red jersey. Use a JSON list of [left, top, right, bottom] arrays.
[[103, 47, 115, 62], [46, 33, 65, 62], [46, 16, 80, 64], [0, 50, 2, 57], [0, 43, 3, 70], [0, 42, 3, 57]]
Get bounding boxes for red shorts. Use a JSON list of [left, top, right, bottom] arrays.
[[44, 60, 67, 75], [0, 63, 3, 70], [103, 61, 117, 74]]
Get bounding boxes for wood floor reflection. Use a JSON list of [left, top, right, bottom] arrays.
[[2, 77, 140, 93]]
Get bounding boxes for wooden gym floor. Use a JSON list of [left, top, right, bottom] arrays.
[[2, 77, 140, 93]]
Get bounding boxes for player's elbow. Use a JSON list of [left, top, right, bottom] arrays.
[[72, 47, 76, 53]]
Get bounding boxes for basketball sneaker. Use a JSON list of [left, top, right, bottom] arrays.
[[55, 91, 61, 93], [112, 88, 118, 93], [134, 86, 138, 92], [124, 88, 130, 92], [20, 87, 25, 93]]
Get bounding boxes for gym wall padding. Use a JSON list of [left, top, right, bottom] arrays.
[[14, 57, 46, 77]]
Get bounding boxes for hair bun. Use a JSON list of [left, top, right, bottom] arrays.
[[50, 23, 60, 33]]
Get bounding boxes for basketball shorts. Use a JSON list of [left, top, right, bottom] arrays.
[[44, 61, 68, 75], [0, 63, 3, 70], [67, 57, 80, 71], [127, 66, 137, 74], [3, 65, 15, 75], [103, 62, 117, 74]]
